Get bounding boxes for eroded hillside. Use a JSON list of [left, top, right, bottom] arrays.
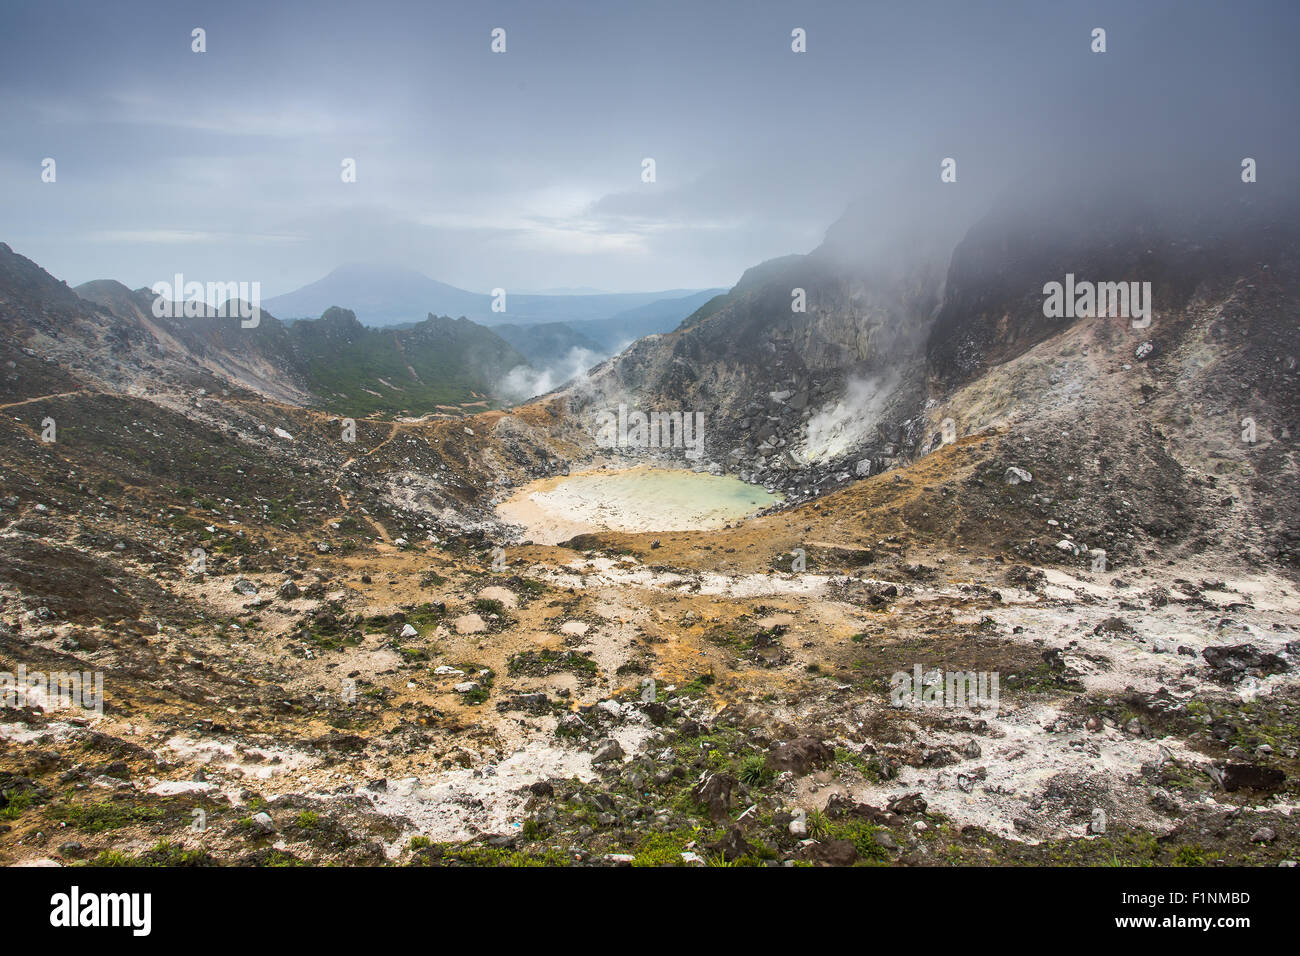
[[1, 190, 1298, 867]]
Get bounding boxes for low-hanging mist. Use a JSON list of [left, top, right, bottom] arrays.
[[797, 371, 903, 465], [498, 345, 605, 403]]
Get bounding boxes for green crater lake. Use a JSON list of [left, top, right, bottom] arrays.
[[498, 465, 781, 544]]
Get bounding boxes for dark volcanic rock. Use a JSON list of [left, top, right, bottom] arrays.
[[764, 737, 834, 775], [691, 771, 737, 822], [1202, 644, 1289, 680], [711, 826, 753, 862], [886, 792, 928, 815], [798, 838, 859, 866], [1219, 763, 1286, 792], [824, 793, 899, 825]]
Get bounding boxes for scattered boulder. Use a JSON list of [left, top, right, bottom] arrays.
[[596, 699, 624, 721], [640, 701, 669, 725], [799, 838, 858, 866], [591, 739, 625, 765], [764, 737, 834, 775], [1202, 644, 1289, 681], [557, 713, 592, 738], [824, 793, 899, 825], [1004, 466, 1033, 485], [1094, 616, 1135, 637], [691, 771, 737, 822], [789, 808, 808, 837], [1218, 762, 1286, 792], [711, 826, 753, 862], [886, 792, 928, 815]]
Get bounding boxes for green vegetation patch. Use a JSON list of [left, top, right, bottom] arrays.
[[508, 649, 598, 678]]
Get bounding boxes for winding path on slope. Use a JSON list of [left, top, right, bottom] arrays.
[[323, 420, 403, 542], [0, 388, 88, 410]]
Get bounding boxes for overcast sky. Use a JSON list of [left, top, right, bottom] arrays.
[[2, 0, 1296, 296]]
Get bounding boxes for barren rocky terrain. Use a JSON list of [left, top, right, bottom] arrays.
[[2, 187, 1298, 868]]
